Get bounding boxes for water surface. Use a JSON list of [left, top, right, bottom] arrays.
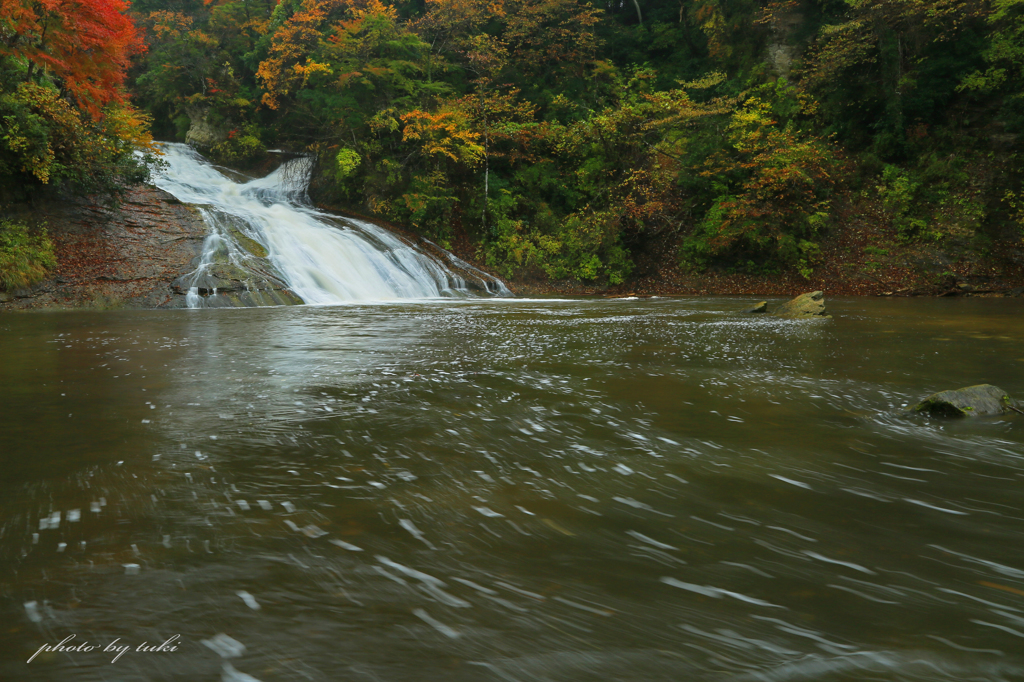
[[2, 297, 1023, 681]]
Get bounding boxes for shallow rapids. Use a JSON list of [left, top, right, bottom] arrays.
[[2, 297, 1023, 681], [150, 144, 509, 306]]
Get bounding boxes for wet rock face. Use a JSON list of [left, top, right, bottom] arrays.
[[911, 384, 1020, 417], [0, 186, 208, 310], [184, 105, 230, 150], [772, 291, 830, 319]]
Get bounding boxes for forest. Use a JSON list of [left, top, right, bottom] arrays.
[[2, 0, 1024, 290]]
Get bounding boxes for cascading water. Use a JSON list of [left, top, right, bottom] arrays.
[[150, 143, 511, 307]]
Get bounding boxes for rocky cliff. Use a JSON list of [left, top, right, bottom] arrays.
[[0, 186, 207, 310]]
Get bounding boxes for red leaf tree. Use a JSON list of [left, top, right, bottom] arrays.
[[0, 0, 146, 117]]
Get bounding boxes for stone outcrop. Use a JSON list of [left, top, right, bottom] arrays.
[[184, 104, 230, 150], [0, 186, 208, 310], [742, 301, 768, 313], [772, 291, 830, 319], [911, 384, 1021, 417], [766, 2, 805, 77]]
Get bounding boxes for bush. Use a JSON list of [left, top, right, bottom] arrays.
[[0, 81, 154, 202], [0, 219, 56, 290], [209, 123, 267, 167], [681, 95, 840, 271]]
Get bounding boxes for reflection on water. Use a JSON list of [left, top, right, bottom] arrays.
[[1, 297, 1023, 681]]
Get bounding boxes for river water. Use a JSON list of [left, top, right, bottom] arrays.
[[2, 297, 1023, 681]]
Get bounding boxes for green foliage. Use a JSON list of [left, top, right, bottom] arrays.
[[0, 220, 56, 290], [681, 92, 840, 271], [877, 165, 929, 241], [959, 0, 1024, 128], [0, 79, 154, 201], [209, 123, 266, 166], [335, 148, 361, 179], [122, 0, 1024, 285]]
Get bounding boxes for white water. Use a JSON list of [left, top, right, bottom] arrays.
[[151, 143, 510, 306]]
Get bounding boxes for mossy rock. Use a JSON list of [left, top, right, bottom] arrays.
[[229, 229, 269, 258], [911, 384, 1020, 417], [742, 301, 768, 314], [772, 291, 830, 319]]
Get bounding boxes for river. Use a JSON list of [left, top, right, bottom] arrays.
[[1, 297, 1023, 681]]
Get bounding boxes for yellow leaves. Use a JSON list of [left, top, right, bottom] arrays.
[[293, 59, 333, 86], [401, 108, 483, 164], [679, 71, 727, 91], [353, 0, 398, 22], [258, 0, 347, 106], [257, 57, 286, 108], [100, 103, 157, 153], [241, 17, 271, 36], [257, 0, 427, 110]]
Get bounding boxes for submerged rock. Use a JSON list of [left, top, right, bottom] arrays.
[[742, 301, 768, 314], [911, 384, 1020, 417], [772, 291, 830, 319]]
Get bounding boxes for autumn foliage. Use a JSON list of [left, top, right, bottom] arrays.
[[0, 0, 145, 117], [0, 0, 153, 204], [123, 0, 1024, 283]]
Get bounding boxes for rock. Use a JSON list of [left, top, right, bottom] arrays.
[[229, 229, 269, 258], [0, 185, 209, 310], [0, 291, 12, 303], [1010, 286, 1024, 297], [766, 3, 803, 77], [742, 301, 768, 314], [772, 291, 829, 319], [184, 104, 230, 150], [911, 384, 1020, 417]]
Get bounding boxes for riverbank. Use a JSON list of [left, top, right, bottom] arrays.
[[0, 186, 206, 311], [4, 176, 1024, 312], [491, 209, 1024, 299]]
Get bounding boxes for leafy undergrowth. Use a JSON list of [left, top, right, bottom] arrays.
[[506, 194, 1024, 298], [0, 220, 56, 291]]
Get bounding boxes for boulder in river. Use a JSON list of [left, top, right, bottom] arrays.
[[910, 384, 1021, 417], [772, 291, 830, 319], [742, 301, 768, 314]]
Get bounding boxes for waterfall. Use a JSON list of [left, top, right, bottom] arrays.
[[150, 143, 511, 307]]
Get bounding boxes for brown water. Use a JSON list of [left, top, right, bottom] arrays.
[[1, 297, 1023, 682]]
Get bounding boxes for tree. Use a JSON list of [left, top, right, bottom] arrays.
[[0, 0, 145, 117], [0, 0, 153, 201]]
